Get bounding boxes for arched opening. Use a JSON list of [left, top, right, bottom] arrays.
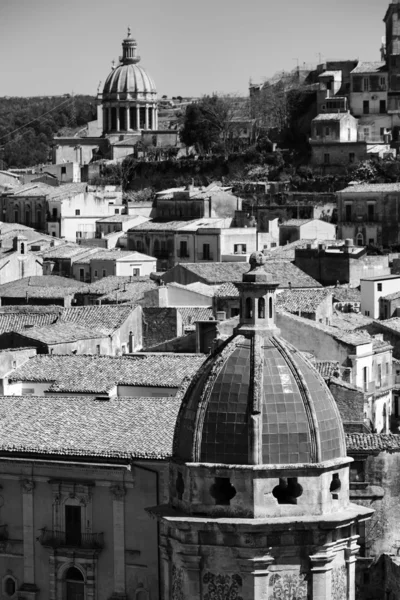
[[65, 567, 84, 600], [4, 576, 16, 597], [269, 297, 273, 319], [119, 107, 126, 131], [245, 297, 253, 319], [273, 477, 303, 504], [20, 243, 25, 255], [356, 232, 363, 246], [111, 107, 117, 131], [258, 297, 265, 319], [153, 239, 160, 256]]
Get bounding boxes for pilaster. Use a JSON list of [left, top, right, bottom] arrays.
[[345, 531, 360, 600], [126, 106, 130, 131], [109, 484, 126, 600], [310, 550, 336, 600], [136, 106, 140, 130], [145, 105, 149, 130], [19, 479, 38, 600], [238, 555, 274, 600]]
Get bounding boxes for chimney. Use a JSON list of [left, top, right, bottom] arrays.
[[344, 238, 353, 254], [128, 330, 134, 353]]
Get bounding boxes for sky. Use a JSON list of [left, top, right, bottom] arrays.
[[0, 0, 391, 98]]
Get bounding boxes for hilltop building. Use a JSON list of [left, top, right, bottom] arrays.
[[54, 30, 178, 165]]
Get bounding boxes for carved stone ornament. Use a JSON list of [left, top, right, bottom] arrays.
[[249, 250, 266, 270], [331, 565, 347, 600], [202, 572, 244, 600], [171, 565, 184, 600], [20, 479, 35, 493], [269, 572, 308, 600], [109, 484, 126, 500]]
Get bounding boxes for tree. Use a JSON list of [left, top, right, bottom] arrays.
[[180, 94, 249, 156]]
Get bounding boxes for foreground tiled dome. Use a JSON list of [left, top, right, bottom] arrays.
[[174, 333, 346, 465]]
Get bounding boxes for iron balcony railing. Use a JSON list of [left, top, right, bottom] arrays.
[[0, 524, 8, 541], [39, 528, 104, 550]]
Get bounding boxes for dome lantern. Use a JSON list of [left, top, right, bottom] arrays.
[[121, 27, 141, 65]]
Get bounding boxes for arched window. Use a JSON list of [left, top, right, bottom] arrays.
[[4, 576, 16, 597], [245, 297, 253, 318], [20, 243, 25, 255], [258, 297, 265, 318], [269, 297, 273, 319], [65, 567, 84, 600], [356, 232, 363, 246]]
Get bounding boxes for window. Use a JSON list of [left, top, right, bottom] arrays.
[[115, 208, 119, 214], [102, 269, 106, 278], [363, 366, 368, 392], [61, 166, 66, 175], [380, 127, 385, 139], [380, 99, 386, 113], [365, 310, 370, 316], [20, 243, 25, 255], [245, 297, 253, 318], [75, 209, 80, 216], [179, 240, 188, 258], [325, 127, 330, 136], [52, 207, 57, 218], [378, 363, 382, 387], [377, 283, 382, 292], [368, 204, 375, 221], [347, 128, 351, 141], [356, 232, 363, 246], [96, 345, 101, 355], [380, 76, 386, 88], [349, 152, 355, 163], [269, 297, 273, 319], [369, 238, 374, 245], [363, 77, 369, 91], [203, 243, 210, 260], [234, 244, 247, 254], [4, 576, 16, 597], [363, 127, 369, 140], [79, 268, 84, 282], [324, 153, 330, 164], [363, 100, 370, 115], [258, 297, 265, 319], [94, 270, 98, 278], [65, 567, 84, 600], [132, 268, 140, 276], [65, 505, 81, 546], [345, 204, 352, 221]]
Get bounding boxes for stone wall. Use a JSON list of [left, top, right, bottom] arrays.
[[329, 380, 365, 424], [142, 307, 183, 349]]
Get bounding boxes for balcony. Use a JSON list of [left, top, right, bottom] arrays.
[[177, 250, 190, 258], [39, 528, 104, 550], [0, 524, 8, 541], [197, 252, 214, 261]]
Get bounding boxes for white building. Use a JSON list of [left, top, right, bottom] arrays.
[[361, 274, 400, 318]]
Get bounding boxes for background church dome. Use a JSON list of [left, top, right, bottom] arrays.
[[103, 63, 157, 98], [173, 256, 346, 466]]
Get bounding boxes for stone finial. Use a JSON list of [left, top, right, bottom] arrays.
[[127, 26, 131, 37], [249, 251, 266, 270]]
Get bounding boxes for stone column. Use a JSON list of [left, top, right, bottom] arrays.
[[116, 109, 120, 132], [108, 107, 112, 132], [110, 484, 126, 599], [136, 106, 140, 130], [345, 532, 359, 600], [159, 544, 171, 600], [154, 105, 158, 129], [20, 479, 38, 599], [310, 552, 335, 600], [145, 105, 149, 130], [178, 553, 201, 599], [126, 105, 130, 131]]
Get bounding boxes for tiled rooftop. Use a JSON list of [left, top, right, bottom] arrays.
[[351, 61, 386, 73], [60, 305, 135, 332], [40, 244, 96, 260], [0, 305, 62, 334], [339, 183, 400, 193], [13, 322, 107, 345], [313, 113, 350, 121], [96, 278, 157, 303], [0, 276, 86, 299], [314, 361, 341, 379], [129, 220, 199, 232], [97, 215, 142, 223], [8, 182, 87, 199], [280, 219, 313, 227], [89, 250, 153, 261], [330, 287, 361, 303], [346, 433, 400, 452], [276, 288, 331, 313], [8, 353, 206, 393], [281, 311, 372, 347], [177, 307, 213, 327], [382, 291, 400, 301], [0, 395, 179, 460], [377, 317, 400, 333], [168, 261, 321, 288], [330, 312, 373, 331]]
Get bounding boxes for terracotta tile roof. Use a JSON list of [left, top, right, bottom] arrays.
[[168, 261, 321, 288], [331, 313, 373, 331], [177, 307, 213, 326], [376, 317, 400, 333], [313, 113, 351, 121], [346, 433, 400, 452], [11, 322, 107, 345], [89, 250, 153, 261], [60, 305, 135, 332], [276, 289, 331, 313], [351, 61, 386, 73], [185, 282, 218, 297], [0, 305, 62, 334], [281, 311, 372, 346], [0, 395, 179, 460], [382, 291, 400, 301], [40, 244, 96, 260], [214, 282, 240, 298], [96, 278, 157, 303], [129, 220, 199, 231], [8, 182, 87, 199], [0, 276, 86, 299], [280, 219, 313, 227], [97, 215, 141, 223], [339, 183, 400, 193], [314, 361, 341, 379], [331, 287, 361, 303], [8, 353, 206, 393]]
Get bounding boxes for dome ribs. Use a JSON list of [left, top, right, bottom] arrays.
[[271, 337, 321, 463], [249, 334, 264, 464]]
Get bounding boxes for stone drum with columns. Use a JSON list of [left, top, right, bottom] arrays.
[[100, 28, 158, 134], [149, 252, 373, 600]]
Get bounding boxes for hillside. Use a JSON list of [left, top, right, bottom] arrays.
[[0, 95, 96, 168]]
